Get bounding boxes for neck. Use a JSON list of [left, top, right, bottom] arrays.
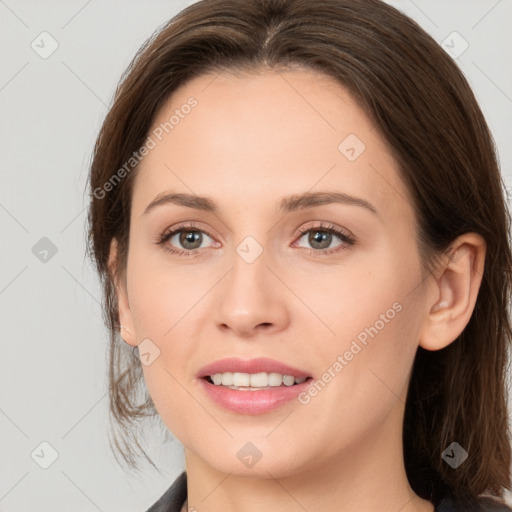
[[182, 405, 434, 512]]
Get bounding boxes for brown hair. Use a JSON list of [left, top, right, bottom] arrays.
[[86, 0, 512, 506]]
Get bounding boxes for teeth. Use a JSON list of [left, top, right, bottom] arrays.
[[233, 372, 250, 387], [221, 373, 233, 386], [282, 375, 295, 386], [208, 371, 307, 388], [249, 372, 268, 387]]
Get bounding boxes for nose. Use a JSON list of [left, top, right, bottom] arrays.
[[214, 249, 290, 338]]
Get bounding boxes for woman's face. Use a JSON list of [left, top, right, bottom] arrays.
[[119, 68, 433, 478]]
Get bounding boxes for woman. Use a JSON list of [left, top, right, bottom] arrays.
[[86, 0, 512, 510]]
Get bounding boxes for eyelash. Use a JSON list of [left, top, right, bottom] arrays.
[[155, 222, 356, 257]]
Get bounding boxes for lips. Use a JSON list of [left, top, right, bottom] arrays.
[[197, 357, 312, 380], [197, 358, 314, 414]]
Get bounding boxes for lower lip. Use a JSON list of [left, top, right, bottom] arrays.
[[198, 378, 312, 415]]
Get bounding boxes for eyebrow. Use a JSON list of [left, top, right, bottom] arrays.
[[142, 191, 378, 217]]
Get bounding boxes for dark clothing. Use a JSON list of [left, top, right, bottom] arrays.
[[146, 471, 512, 511], [437, 496, 512, 511], [146, 471, 187, 512]]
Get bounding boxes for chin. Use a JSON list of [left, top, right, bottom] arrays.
[[194, 440, 309, 480]]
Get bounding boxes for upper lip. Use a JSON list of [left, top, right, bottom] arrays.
[[198, 357, 311, 379]]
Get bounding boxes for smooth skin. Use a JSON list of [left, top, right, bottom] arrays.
[[109, 67, 486, 512]]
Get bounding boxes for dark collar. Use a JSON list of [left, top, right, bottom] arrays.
[[145, 472, 511, 512], [145, 471, 187, 512]]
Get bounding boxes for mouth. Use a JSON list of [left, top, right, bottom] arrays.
[[203, 372, 313, 390], [197, 357, 314, 413], [197, 357, 313, 387], [199, 371, 313, 415]]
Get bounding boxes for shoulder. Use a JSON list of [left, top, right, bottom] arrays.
[[436, 495, 512, 511], [145, 471, 187, 512]]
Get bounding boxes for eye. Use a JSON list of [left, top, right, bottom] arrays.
[[156, 223, 218, 256], [155, 221, 355, 257], [293, 222, 355, 255]]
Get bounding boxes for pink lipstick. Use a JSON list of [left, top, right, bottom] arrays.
[[197, 357, 313, 414]]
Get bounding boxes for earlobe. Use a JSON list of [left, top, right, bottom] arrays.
[[419, 233, 486, 351], [108, 238, 137, 347], [120, 324, 135, 345]]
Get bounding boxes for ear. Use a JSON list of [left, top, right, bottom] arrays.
[[419, 232, 486, 351], [108, 238, 137, 347]]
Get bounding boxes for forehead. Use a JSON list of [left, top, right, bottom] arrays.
[[132, 68, 412, 223]]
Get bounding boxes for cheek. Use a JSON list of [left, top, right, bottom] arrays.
[[305, 253, 424, 411], [126, 245, 209, 336], [295, 256, 417, 350], [300, 299, 422, 453]]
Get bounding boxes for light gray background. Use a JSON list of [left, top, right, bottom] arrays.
[[1, 0, 511, 510]]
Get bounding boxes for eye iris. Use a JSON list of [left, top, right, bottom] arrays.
[[179, 230, 202, 249], [309, 231, 331, 249]]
